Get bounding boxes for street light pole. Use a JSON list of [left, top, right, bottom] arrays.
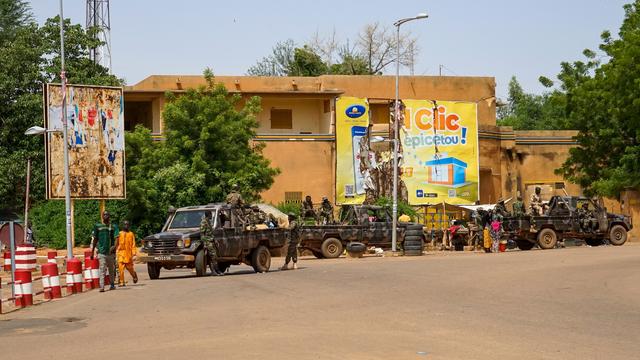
[[59, 0, 73, 260], [392, 13, 428, 253]]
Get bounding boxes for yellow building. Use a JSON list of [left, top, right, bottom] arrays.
[[124, 74, 580, 207]]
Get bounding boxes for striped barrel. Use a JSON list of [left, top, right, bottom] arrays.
[[3, 251, 10, 271], [14, 269, 33, 307], [15, 246, 36, 271], [47, 251, 57, 264]]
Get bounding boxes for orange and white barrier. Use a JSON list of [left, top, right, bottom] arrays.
[[83, 256, 95, 290], [15, 246, 36, 271], [87, 258, 100, 288], [41, 263, 62, 300], [14, 269, 33, 307]]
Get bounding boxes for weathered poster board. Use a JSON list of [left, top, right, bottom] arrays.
[[44, 84, 126, 199]]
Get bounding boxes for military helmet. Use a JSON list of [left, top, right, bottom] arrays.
[[231, 183, 239, 190], [287, 213, 296, 219], [322, 196, 328, 201]]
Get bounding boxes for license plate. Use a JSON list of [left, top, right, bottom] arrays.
[[154, 255, 171, 261]]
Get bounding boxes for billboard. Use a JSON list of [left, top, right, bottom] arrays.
[[44, 84, 126, 199], [335, 97, 479, 206], [335, 97, 370, 204], [401, 100, 479, 205]]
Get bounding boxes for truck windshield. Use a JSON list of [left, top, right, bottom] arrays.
[[169, 210, 211, 229]]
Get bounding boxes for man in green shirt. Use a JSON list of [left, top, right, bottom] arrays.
[[91, 211, 119, 292]]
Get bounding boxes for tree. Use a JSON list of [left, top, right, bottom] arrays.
[[554, 1, 640, 197], [0, 8, 122, 213], [497, 76, 568, 130], [247, 22, 419, 76], [124, 69, 280, 235], [247, 39, 295, 76]]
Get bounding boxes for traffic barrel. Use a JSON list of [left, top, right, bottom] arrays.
[[15, 245, 36, 271], [87, 258, 100, 288], [84, 256, 95, 290], [0, 276, 3, 314], [3, 251, 10, 271], [14, 269, 33, 307], [84, 249, 92, 260], [66, 258, 83, 295], [41, 262, 62, 299], [47, 251, 57, 264]]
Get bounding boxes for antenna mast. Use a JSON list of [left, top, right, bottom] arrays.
[[86, 0, 112, 72]]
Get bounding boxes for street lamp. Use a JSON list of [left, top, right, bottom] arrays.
[[23, 1, 73, 260], [392, 12, 428, 253], [24, 125, 72, 261]]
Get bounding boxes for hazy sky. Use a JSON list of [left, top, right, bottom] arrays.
[[29, 0, 629, 99]]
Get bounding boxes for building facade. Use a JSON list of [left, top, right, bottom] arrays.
[[124, 74, 581, 208]]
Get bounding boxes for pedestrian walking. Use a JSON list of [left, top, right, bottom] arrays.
[[91, 211, 119, 292], [115, 220, 138, 286], [281, 213, 300, 270]]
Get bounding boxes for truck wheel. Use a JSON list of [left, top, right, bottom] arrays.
[[251, 245, 271, 273], [537, 228, 558, 249], [516, 240, 535, 251], [609, 225, 628, 246], [195, 249, 207, 277], [321, 238, 343, 258], [147, 263, 161, 280]]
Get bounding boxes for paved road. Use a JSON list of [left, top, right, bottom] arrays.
[[1, 245, 639, 359]]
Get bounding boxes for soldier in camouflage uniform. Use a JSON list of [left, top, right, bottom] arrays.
[[529, 187, 544, 216], [200, 213, 224, 276], [226, 184, 244, 206], [248, 205, 266, 229], [281, 213, 300, 270], [512, 196, 525, 217], [319, 197, 334, 225]]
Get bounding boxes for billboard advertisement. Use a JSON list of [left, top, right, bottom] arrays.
[[44, 84, 126, 199], [401, 100, 479, 205], [335, 97, 370, 204]]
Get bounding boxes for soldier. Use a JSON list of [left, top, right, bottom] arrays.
[[302, 195, 316, 219], [248, 205, 266, 229], [529, 187, 544, 216], [577, 202, 594, 232], [226, 183, 244, 206], [512, 196, 525, 217], [281, 213, 300, 270], [495, 198, 509, 217], [200, 213, 224, 276], [319, 197, 334, 224]]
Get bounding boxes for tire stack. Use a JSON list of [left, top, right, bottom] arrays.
[[403, 224, 425, 256]]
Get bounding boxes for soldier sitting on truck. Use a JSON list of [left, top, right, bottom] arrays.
[[319, 197, 334, 225], [226, 184, 244, 206], [529, 187, 544, 216], [248, 206, 267, 230], [302, 195, 316, 219]]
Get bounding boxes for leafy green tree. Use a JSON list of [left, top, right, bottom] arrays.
[[497, 77, 568, 130], [125, 70, 280, 235], [554, 1, 640, 197], [0, 8, 121, 214]]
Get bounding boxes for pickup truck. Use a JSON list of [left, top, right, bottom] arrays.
[[138, 204, 288, 279], [502, 196, 632, 250], [299, 205, 426, 258]]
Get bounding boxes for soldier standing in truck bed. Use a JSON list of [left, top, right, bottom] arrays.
[[512, 196, 525, 217], [319, 197, 334, 224], [281, 213, 300, 270], [201, 213, 224, 276], [226, 184, 244, 206]]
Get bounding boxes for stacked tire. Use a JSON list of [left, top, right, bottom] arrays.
[[403, 224, 425, 256]]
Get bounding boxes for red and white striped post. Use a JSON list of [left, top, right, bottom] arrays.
[[15, 246, 36, 271], [83, 255, 94, 290], [47, 251, 57, 264], [14, 269, 33, 307], [3, 251, 10, 271], [88, 258, 100, 288], [1, 276, 3, 314], [66, 258, 83, 295], [41, 263, 62, 300]]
